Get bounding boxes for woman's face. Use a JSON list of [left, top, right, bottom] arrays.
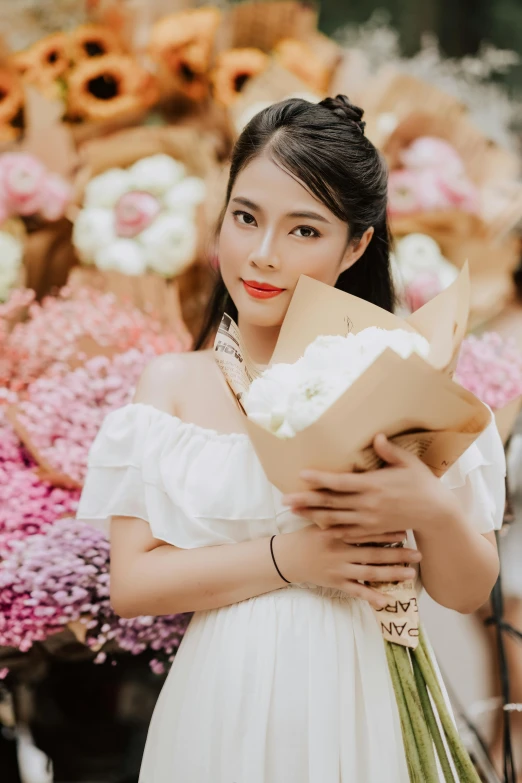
[[218, 153, 371, 329]]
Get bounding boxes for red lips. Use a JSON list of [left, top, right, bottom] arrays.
[[242, 280, 286, 299]]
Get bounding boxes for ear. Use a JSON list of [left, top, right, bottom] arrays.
[[339, 226, 375, 274]]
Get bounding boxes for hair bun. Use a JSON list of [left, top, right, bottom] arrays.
[[320, 94, 366, 134]]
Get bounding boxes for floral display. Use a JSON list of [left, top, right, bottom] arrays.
[[12, 347, 163, 485], [0, 153, 72, 223], [0, 410, 79, 554], [243, 328, 430, 437], [0, 516, 190, 672], [73, 154, 204, 277], [455, 332, 522, 411], [0, 286, 184, 393], [388, 136, 480, 216]]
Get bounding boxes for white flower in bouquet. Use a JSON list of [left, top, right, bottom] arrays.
[[128, 154, 186, 196], [139, 214, 197, 276], [244, 328, 430, 438], [0, 230, 23, 300], [242, 362, 303, 434], [164, 177, 206, 214], [95, 239, 147, 276], [84, 169, 132, 209], [72, 208, 116, 264]]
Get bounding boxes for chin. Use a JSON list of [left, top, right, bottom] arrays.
[[234, 290, 288, 328]]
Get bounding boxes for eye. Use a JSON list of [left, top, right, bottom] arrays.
[[232, 209, 257, 226], [292, 225, 321, 239]]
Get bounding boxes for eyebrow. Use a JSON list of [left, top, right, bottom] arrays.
[[231, 196, 331, 224]]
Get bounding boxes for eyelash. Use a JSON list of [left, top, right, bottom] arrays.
[[232, 210, 321, 239]]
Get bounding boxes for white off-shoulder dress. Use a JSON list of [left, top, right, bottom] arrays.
[[77, 402, 506, 783]]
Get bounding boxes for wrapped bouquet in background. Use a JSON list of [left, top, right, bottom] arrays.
[[73, 153, 203, 278], [391, 233, 459, 313]]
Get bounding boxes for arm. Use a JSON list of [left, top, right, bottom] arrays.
[[283, 433, 500, 615], [110, 357, 420, 618]]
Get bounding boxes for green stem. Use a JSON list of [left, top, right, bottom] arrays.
[[392, 643, 440, 783], [385, 642, 423, 783], [411, 649, 455, 782], [415, 629, 481, 782]]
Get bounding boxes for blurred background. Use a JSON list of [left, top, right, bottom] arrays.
[[0, 1, 521, 782]]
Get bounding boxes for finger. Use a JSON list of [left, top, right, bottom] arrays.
[[352, 564, 417, 583], [296, 508, 362, 529], [348, 546, 422, 565], [373, 433, 412, 467], [341, 531, 407, 545], [283, 490, 365, 511], [299, 470, 371, 494], [343, 582, 390, 610]]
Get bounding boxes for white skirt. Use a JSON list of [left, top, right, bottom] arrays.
[[139, 585, 410, 783]]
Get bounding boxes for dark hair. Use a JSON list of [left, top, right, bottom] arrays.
[[195, 94, 394, 350]]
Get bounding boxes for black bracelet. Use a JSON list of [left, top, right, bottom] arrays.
[[270, 535, 291, 584]]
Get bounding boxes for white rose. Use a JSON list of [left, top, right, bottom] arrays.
[[354, 326, 430, 362], [163, 177, 206, 214], [138, 213, 197, 276], [128, 155, 186, 196], [95, 239, 147, 275], [0, 231, 23, 300], [73, 208, 115, 264], [84, 169, 132, 209], [393, 233, 458, 290], [283, 373, 348, 437]]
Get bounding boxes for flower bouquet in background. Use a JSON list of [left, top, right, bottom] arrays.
[[455, 332, 522, 446], [0, 516, 190, 677], [1, 283, 187, 487], [69, 124, 219, 336], [391, 233, 459, 314], [215, 268, 487, 781], [9, 24, 159, 142]]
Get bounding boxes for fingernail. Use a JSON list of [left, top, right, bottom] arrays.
[[406, 569, 417, 578], [300, 471, 314, 480], [410, 552, 422, 561]]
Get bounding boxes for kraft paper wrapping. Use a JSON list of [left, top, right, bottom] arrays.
[[215, 265, 491, 648]]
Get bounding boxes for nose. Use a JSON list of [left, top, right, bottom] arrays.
[[247, 230, 280, 270]]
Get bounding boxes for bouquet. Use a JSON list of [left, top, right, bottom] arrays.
[[391, 233, 459, 313], [215, 268, 487, 781], [455, 332, 522, 445], [0, 516, 190, 675], [0, 152, 72, 224], [73, 153, 204, 278]]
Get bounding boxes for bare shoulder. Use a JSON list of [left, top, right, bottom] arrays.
[[133, 350, 214, 414]]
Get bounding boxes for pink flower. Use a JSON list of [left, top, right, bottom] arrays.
[[404, 271, 443, 312], [0, 153, 46, 217], [455, 333, 522, 410], [400, 136, 465, 176], [39, 173, 73, 221], [114, 191, 161, 239]]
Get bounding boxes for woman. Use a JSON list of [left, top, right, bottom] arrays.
[[78, 96, 506, 782]]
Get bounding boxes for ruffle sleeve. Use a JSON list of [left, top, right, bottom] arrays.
[[440, 415, 506, 534], [76, 403, 279, 548]]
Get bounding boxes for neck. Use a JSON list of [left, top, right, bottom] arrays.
[[237, 317, 281, 365]]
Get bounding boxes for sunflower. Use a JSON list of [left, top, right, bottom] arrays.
[[149, 7, 221, 101], [273, 38, 330, 94], [211, 48, 270, 106], [68, 24, 124, 64], [66, 54, 159, 122], [11, 33, 69, 98]]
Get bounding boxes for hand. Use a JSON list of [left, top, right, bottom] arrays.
[[274, 524, 421, 610], [282, 433, 460, 539]]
